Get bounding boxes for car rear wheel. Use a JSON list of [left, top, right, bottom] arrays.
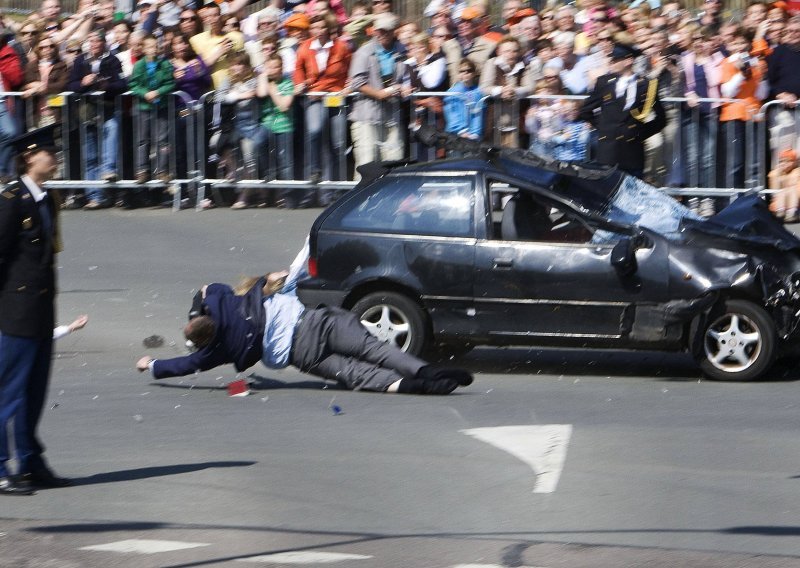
[[698, 299, 776, 382], [352, 292, 429, 356]]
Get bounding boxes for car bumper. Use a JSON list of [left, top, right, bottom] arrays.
[[296, 284, 348, 309]]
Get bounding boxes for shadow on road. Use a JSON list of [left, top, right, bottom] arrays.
[[22, 521, 800, 567], [67, 461, 257, 486], [457, 347, 800, 383], [150, 376, 343, 391]]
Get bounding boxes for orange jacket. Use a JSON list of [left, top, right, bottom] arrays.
[[293, 38, 351, 93], [719, 56, 763, 122]]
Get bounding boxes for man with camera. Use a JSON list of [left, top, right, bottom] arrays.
[[717, 26, 768, 189]]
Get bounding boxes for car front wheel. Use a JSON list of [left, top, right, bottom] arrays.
[[698, 299, 777, 382], [352, 292, 429, 356]]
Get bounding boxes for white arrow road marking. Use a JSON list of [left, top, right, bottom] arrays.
[[236, 551, 372, 564], [461, 425, 573, 494], [79, 539, 210, 554]]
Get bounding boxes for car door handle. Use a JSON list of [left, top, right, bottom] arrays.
[[492, 258, 514, 269]]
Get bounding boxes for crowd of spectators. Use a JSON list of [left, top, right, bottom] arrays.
[[0, 0, 799, 212]]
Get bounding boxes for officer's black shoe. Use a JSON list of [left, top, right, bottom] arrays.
[[0, 476, 35, 495], [19, 468, 72, 488]]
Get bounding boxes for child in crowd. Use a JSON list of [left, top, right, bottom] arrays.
[[443, 58, 484, 144], [551, 100, 591, 162], [768, 148, 800, 223], [219, 51, 261, 206], [129, 35, 175, 191], [257, 54, 298, 208], [525, 73, 565, 159]]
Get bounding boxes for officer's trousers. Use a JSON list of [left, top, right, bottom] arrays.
[[290, 307, 426, 392], [0, 333, 52, 477]]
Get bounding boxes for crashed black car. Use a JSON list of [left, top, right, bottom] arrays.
[[297, 128, 800, 381]]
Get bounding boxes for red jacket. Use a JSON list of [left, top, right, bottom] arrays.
[[294, 38, 351, 93], [0, 43, 23, 92]]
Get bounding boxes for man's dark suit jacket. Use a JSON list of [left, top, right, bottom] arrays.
[[152, 283, 264, 379], [67, 52, 127, 115], [0, 179, 57, 338], [579, 73, 667, 173]]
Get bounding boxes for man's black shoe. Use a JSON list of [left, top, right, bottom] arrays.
[[416, 365, 474, 386], [422, 378, 458, 395], [20, 469, 71, 488], [0, 476, 35, 495]]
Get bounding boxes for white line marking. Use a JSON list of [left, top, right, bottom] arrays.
[[79, 539, 211, 554], [461, 424, 572, 494], [237, 551, 372, 564]]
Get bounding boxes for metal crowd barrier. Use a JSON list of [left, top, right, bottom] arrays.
[[1, 89, 795, 211]]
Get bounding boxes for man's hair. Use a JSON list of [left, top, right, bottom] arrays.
[[185, 315, 216, 348], [497, 35, 521, 49]]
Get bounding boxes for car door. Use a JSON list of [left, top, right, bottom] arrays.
[[321, 172, 479, 338], [473, 183, 671, 343]]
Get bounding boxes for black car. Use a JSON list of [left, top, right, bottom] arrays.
[[298, 130, 800, 382]]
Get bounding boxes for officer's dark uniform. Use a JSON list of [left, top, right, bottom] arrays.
[[0, 126, 64, 494], [579, 46, 667, 178]]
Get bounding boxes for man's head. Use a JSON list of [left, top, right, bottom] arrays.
[[372, 0, 391, 15], [40, 0, 61, 21], [555, 5, 576, 32], [142, 34, 158, 60], [88, 29, 107, 58], [496, 35, 521, 66], [284, 13, 310, 39], [784, 15, 800, 48], [309, 14, 332, 41], [200, 1, 222, 33], [744, 1, 768, 32], [502, 0, 523, 24], [113, 20, 132, 48], [457, 6, 484, 41], [179, 9, 200, 36], [726, 27, 750, 55], [184, 316, 216, 349], [373, 13, 399, 48]]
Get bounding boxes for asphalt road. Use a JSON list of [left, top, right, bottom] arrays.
[[2, 208, 800, 568]]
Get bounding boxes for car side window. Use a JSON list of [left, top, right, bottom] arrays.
[[334, 176, 474, 238], [491, 184, 596, 244]]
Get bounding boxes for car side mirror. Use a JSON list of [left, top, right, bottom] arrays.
[[611, 237, 637, 276]]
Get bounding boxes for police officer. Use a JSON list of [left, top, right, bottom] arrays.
[[579, 43, 667, 179], [0, 125, 68, 495]]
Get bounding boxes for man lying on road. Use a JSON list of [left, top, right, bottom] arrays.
[[136, 243, 473, 394]]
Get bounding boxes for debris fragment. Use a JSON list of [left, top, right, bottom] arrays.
[[133, 414, 143, 422], [143, 335, 164, 348]]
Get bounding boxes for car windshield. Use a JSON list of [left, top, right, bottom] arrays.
[[593, 175, 702, 242]]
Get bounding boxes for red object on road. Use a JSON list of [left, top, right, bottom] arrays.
[[227, 379, 250, 397]]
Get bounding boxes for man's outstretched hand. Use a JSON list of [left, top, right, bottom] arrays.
[[136, 356, 153, 372]]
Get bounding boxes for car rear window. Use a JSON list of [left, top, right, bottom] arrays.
[[328, 176, 474, 238]]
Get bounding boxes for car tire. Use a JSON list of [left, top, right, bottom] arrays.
[[352, 292, 429, 356], [697, 299, 776, 382]]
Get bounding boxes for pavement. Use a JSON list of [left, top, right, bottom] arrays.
[[2, 208, 800, 567]]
